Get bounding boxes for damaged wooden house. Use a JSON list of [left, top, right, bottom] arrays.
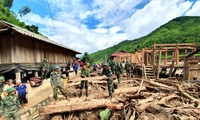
[[0, 20, 80, 81]]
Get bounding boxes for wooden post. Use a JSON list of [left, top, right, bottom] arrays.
[[15, 72, 21, 81], [34, 71, 39, 77], [165, 51, 167, 65], [183, 58, 189, 80], [142, 64, 147, 80], [176, 45, 179, 65], [153, 43, 156, 66], [146, 53, 149, 65], [144, 52, 148, 65], [192, 42, 196, 58], [156, 50, 162, 80], [142, 48, 145, 64]]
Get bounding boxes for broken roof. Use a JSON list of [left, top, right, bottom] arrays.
[[0, 20, 81, 54]]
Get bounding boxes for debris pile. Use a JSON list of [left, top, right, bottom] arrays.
[[39, 77, 200, 120]]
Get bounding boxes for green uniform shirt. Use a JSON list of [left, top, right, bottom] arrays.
[[125, 62, 131, 71], [42, 62, 49, 71], [1, 94, 20, 115], [115, 63, 122, 74], [50, 71, 65, 87], [81, 68, 90, 78], [109, 60, 115, 67], [101, 68, 112, 78], [0, 83, 5, 95]]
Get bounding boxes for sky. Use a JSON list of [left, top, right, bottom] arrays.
[[11, 0, 200, 54]]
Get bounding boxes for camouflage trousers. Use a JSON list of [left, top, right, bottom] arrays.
[[4, 112, 20, 120], [79, 80, 88, 97], [111, 67, 115, 74], [53, 86, 68, 100], [107, 79, 114, 97], [42, 70, 48, 80], [126, 70, 131, 78], [116, 73, 121, 83]]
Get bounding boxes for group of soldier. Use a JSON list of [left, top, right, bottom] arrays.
[[49, 59, 132, 102], [0, 76, 20, 120], [0, 58, 132, 119], [109, 59, 132, 82]]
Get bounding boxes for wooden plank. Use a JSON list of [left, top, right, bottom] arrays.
[[69, 76, 106, 82], [33, 40, 38, 63], [10, 34, 16, 63], [1, 36, 11, 63]]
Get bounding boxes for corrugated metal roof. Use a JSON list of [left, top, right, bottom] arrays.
[[0, 20, 81, 54]]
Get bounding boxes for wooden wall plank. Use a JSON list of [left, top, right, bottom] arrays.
[[0, 33, 77, 64], [0, 35, 11, 63]]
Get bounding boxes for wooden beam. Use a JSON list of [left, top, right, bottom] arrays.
[[39, 86, 145, 115], [135, 78, 175, 90], [142, 48, 145, 64], [151, 49, 156, 65], [152, 43, 195, 47], [156, 50, 162, 80], [165, 51, 167, 64], [0, 28, 9, 32], [176, 45, 179, 65], [39, 98, 122, 115]]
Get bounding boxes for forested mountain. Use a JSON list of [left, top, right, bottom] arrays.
[[90, 16, 200, 62]]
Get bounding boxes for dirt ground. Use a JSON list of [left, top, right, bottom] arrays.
[[20, 71, 79, 113]]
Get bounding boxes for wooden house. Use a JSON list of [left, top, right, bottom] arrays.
[[0, 20, 80, 80], [110, 50, 133, 62]]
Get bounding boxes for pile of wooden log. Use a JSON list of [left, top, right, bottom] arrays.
[[39, 76, 200, 120]]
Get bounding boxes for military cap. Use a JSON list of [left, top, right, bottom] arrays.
[[103, 63, 109, 66], [0, 76, 5, 81], [7, 87, 16, 94], [54, 65, 60, 70]]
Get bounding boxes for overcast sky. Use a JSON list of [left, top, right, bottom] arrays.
[[11, 0, 200, 54]]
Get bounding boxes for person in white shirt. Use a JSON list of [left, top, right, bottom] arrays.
[[3, 79, 15, 96]]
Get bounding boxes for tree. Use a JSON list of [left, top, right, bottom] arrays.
[[25, 25, 39, 34], [82, 52, 90, 63], [3, 0, 13, 9], [19, 6, 31, 17]]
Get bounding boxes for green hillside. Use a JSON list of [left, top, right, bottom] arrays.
[[90, 16, 200, 62], [0, 0, 39, 34]]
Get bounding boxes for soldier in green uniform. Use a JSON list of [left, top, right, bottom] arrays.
[[0, 76, 5, 100], [125, 60, 132, 79], [0, 76, 5, 117], [1, 87, 20, 120], [109, 60, 115, 74], [41, 58, 50, 80], [101, 63, 114, 98], [115, 62, 123, 83], [79, 64, 90, 98], [50, 65, 69, 101]]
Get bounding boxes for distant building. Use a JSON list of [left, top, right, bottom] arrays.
[[110, 50, 132, 62], [0, 21, 80, 81]]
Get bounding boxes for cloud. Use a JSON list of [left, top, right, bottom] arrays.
[[19, 0, 196, 55], [186, 1, 200, 16], [123, 0, 192, 39]]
